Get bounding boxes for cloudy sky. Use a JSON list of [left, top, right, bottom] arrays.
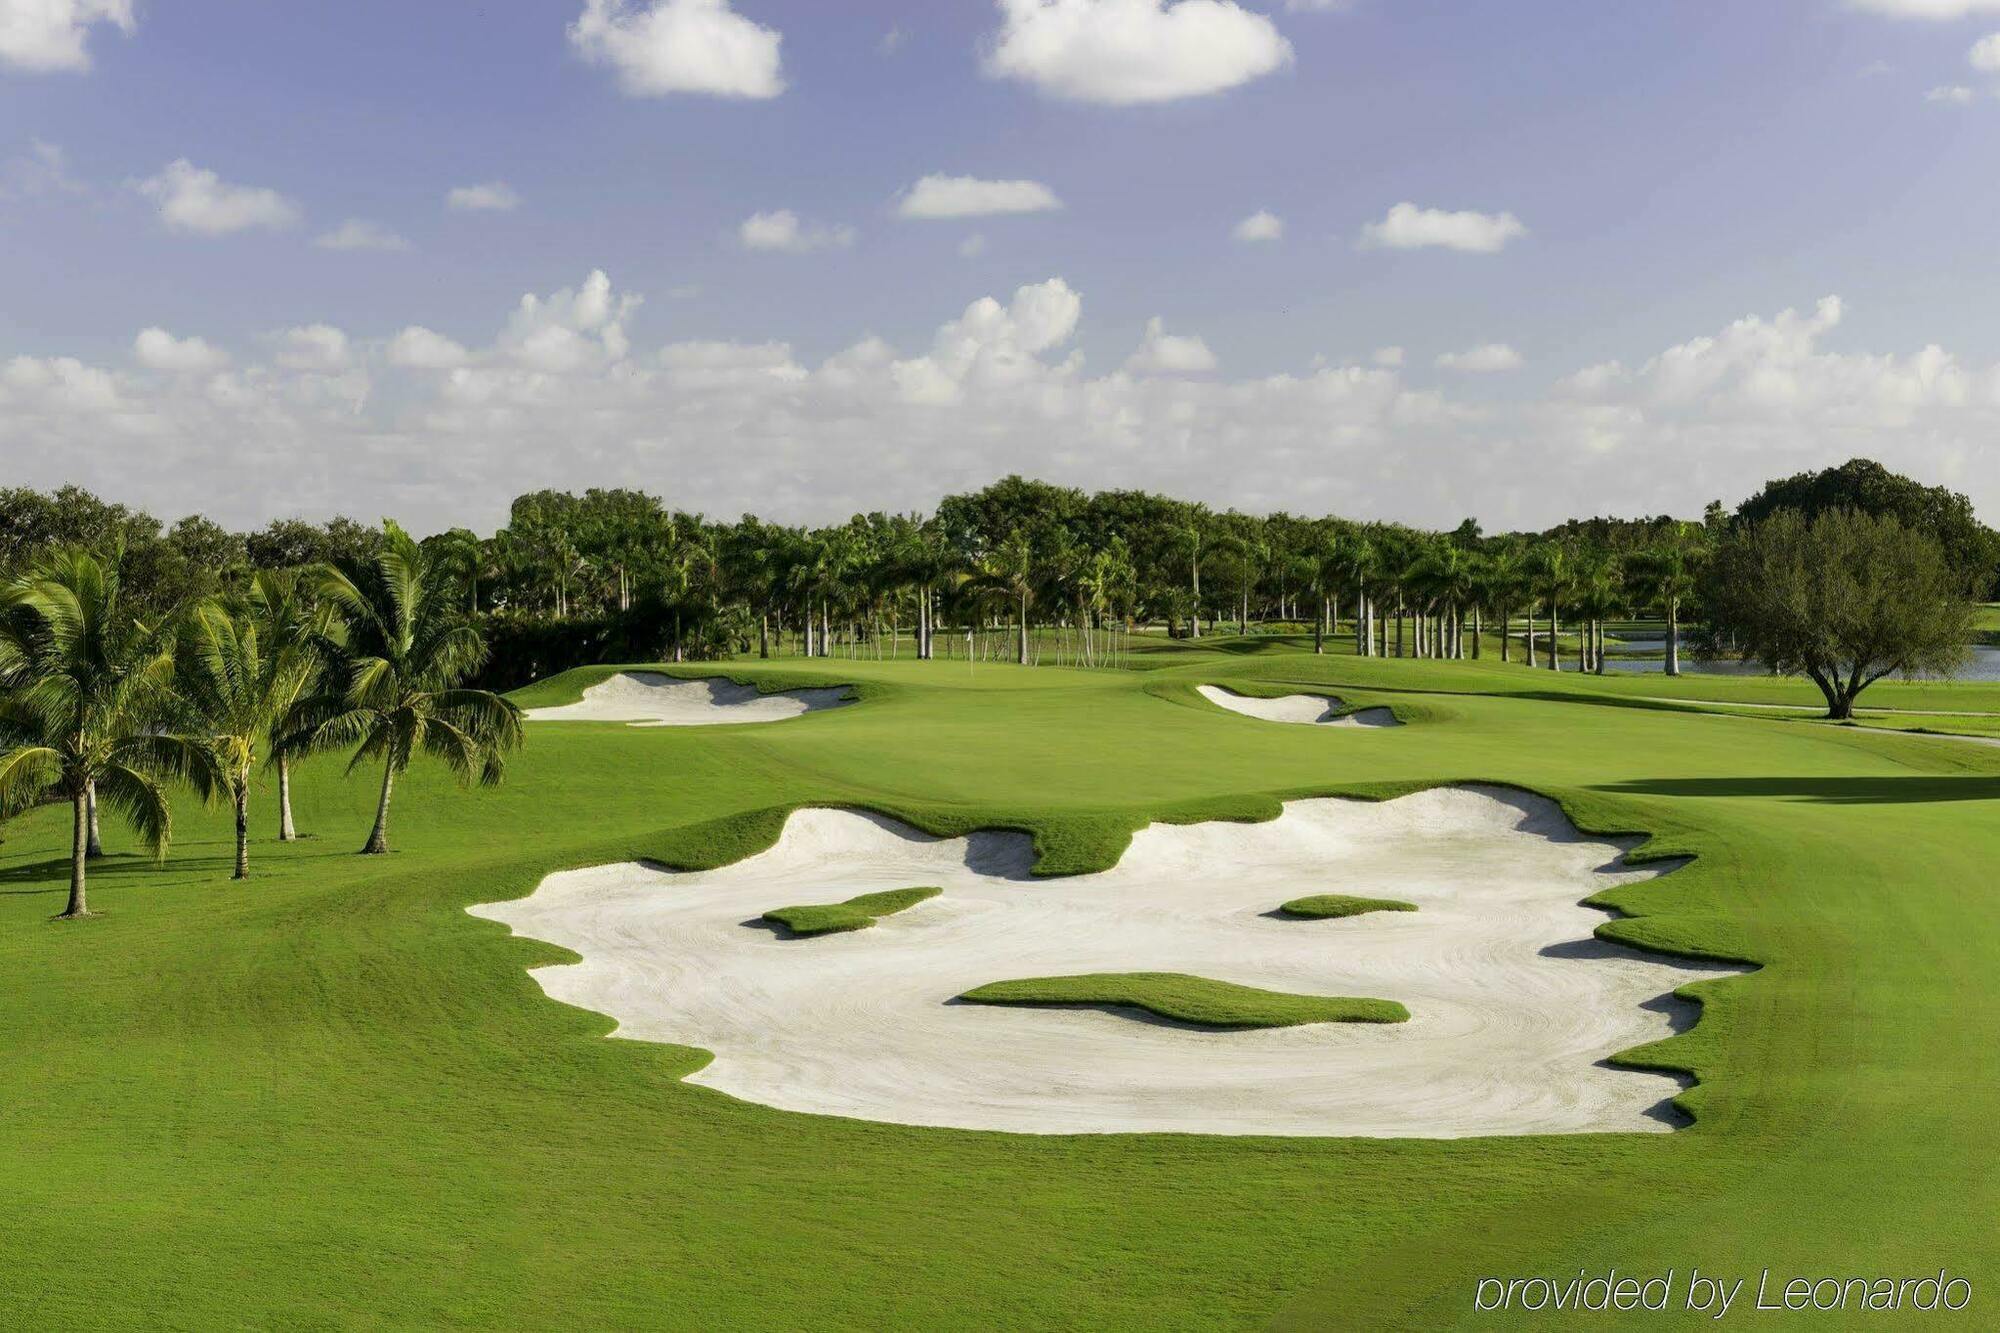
[[4, 0, 2000, 535]]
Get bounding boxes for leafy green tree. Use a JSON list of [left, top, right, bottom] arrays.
[[0, 550, 222, 918], [280, 523, 523, 855], [1700, 508, 1972, 718], [1737, 458, 2000, 597]]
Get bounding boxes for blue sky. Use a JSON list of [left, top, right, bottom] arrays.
[[4, 0, 2000, 534]]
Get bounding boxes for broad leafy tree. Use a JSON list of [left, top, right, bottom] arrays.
[[1700, 508, 1972, 718]]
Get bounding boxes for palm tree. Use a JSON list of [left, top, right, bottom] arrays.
[[971, 530, 1040, 666], [246, 569, 332, 841], [0, 549, 222, 918], [280, 522, 523, 856], [1530, 542, 1572, 672], [177, 583, 323, 878], [1481, 548, 1526, 665], [1306, 527, 1344, 655], [1632, 526, 1706, 677]]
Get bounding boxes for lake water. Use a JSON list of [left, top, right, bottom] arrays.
[[1600, 643, 2000, 682]]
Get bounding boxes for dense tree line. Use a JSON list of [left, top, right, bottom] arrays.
[[0, 455, 1987, 785]]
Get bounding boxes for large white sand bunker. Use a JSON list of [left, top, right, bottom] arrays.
[[472, 788, 1745, 1138], [525, 672, 851, 727], [1197, 684, 1400, 728]]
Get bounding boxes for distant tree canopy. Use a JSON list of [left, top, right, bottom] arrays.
[[0, 457, 1983, 690], [1736, 458, 2000, 597], [1701, 508, 1973, 718]]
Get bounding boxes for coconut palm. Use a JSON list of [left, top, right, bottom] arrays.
[[1631, 525, 1707, 677], [279, 522, 523, 856], [969, 530, 1040, 666], [177, 582, 324, 878], [245, 569, 333, 841], [1529, 542, 1572, 672], [0, 549, 222, 918]]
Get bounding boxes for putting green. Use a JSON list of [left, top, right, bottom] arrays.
[[2, 644, 1997, 1326], [957, 972, 1409, 1028]]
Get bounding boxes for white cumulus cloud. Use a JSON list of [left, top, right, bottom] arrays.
[[1848, 1, 2000, 17], [1359, 202, 1526, 253], [134, 328, 228, 374], [275, 325, 351, 372], [738, 209, 856, 252], [447, 181, 520, 212], [315, 219, 412, 252], [1124, 317, 1218, 375], [1233, 209, 1283, 242], [982, 0, 1293, 104], [0, 0, 133, 73], [1927, 84, 1976, 103], [569, 0, 783, 99], [897, 173, 1062, 220], [388, 326, 471, 370], [136, 159, 301, 236], [1437, 343, 1524, 373], [1971, 32, 2000, 70]]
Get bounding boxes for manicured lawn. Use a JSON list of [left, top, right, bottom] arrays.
[[957, 972, 1408, 1028], [3, 644, 1997, 1326], [1278, 894, 1419, 920], [761, 886, 940, 936]]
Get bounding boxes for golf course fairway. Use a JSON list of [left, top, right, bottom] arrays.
[[2, 646, 1995, 1326]]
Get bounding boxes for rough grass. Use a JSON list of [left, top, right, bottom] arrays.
[[1279, 894, 1419, 920], [2, 642, 1999, 1326], [958, 972, 1409, 1028], [761, 886, 941, 936]]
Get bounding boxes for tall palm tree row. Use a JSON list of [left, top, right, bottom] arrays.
[[0, 551, 223, 917], [0, 527, 526, 917]]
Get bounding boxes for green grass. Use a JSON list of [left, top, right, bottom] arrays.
[[3, 641, 1999, 1327], [761, 886, 941, 936], [958, 972, 1408, 1028], [1278, 894, 1419, 920]]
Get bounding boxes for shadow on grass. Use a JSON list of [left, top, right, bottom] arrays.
[[1595, 776, 2000, 805]]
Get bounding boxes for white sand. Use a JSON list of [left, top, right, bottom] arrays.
[[472, 787, 1745, 1137], [525, 672, 851, 727], [1196, 684, 1401, 728]]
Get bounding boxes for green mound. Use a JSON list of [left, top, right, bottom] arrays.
[[761, 886, 941, 937], [1278, 894, 1419, 920], [957, 972, 1408, 1029]]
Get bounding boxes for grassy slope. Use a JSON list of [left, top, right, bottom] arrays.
[[959, 972, 1408, 1027], [1279, 894, 1419, 920], [762, 886, 941, 936], [2, 645, 1998, 1326]]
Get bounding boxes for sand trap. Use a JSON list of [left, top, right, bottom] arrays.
[[525, 672, 851, 727], [474, 787, 1745, 1137], [1197, 684, 1400, 728]]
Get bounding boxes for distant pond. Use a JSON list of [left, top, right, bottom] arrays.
[[1600, 643, 2000, 682]]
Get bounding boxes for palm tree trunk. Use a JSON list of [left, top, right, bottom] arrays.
[[1313, 597, 1325, 654], [1548, 603, 1561, 672], [1666, 598, 1681, 677], [277, 755, 298, 841], [233, 780, 250, 880], [362, 755, 396, 855], [63, 790, 89, 919], [1017, 593, 1030, 666], [1473, 605, 1483, 660], [1190, 558, 1201, 639], [85, 779, 103, 857], [759, 613, 770, 660]]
